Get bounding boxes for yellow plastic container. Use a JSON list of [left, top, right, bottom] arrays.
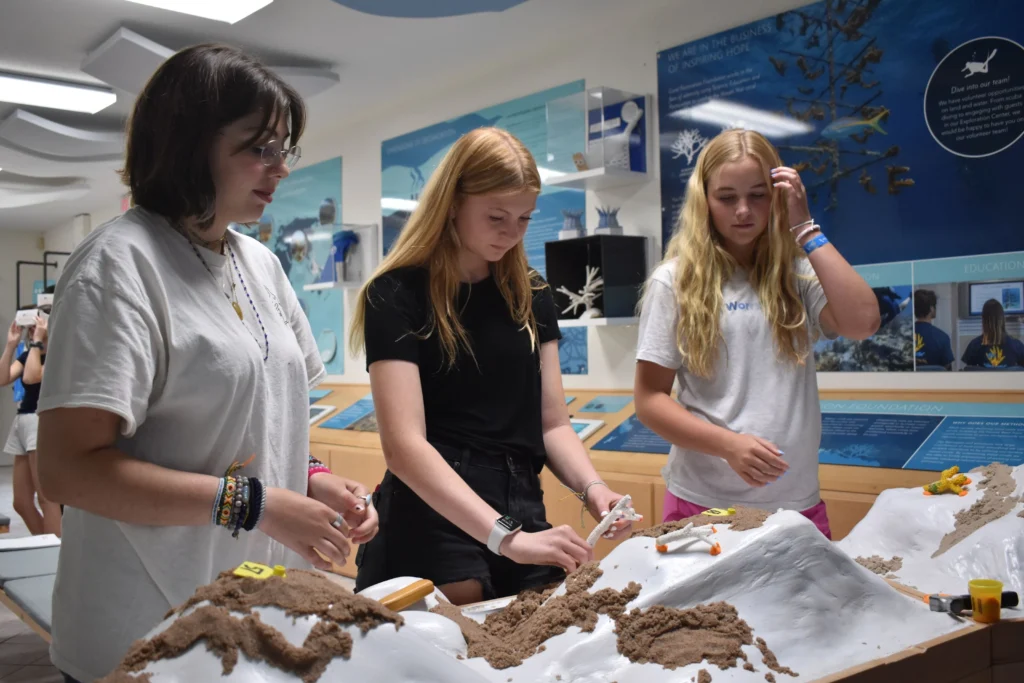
[[968, 579, 1003, 624]]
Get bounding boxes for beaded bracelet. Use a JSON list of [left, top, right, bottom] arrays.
[[794, 223, 820, 243], [231, 477, 250, 538], [308, 453, 332, 478], [803, 234, 830, 255]]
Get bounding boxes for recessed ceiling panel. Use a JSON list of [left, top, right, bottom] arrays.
[[0, 109, 123, 158], [270, 67, 340, 100], [81, 27, 173, 95], [0, 176, 91, 210], [0, 138, 121, 177]]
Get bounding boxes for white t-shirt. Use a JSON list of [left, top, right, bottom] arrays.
[[636, 258, 833, 512], [38, 207, 326, 681]]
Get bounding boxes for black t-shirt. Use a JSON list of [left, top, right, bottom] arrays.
[[961, 335, 1024, 368], [364, 266, 562, 461], [914, 321, 954, 368], [16, 350, 45, 415]]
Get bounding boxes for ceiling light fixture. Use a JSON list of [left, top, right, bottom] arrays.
[[123, 0, 274, 24], [0, 72, 116, 114]]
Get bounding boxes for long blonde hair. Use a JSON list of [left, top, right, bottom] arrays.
[[350, 127, 542, 368], [653, 129, 810, 378]]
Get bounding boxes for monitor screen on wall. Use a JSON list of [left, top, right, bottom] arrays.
[[968, 281, 1024, 316]]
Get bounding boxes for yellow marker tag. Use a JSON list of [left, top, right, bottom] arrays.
[[701, 507, 736, 517], [234, 561, 273, 579]]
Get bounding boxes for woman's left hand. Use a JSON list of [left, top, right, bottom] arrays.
[[307, 474, 379, 545], [586, 486, 641, 542], [771, 166, 812, 229]]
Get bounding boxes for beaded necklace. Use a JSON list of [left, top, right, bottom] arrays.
[[182, 229, 270, 362]]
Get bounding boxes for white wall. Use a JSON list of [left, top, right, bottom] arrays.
[[0, 233, 44, 465]]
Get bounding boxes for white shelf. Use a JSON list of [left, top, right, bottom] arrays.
[[302, 281, 364, 292], [543, 166, 648, 191], [558, 316, 638, 328]]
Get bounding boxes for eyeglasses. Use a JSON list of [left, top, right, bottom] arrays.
[[255, 140, 301, 169]]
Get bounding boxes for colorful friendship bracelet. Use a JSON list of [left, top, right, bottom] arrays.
[[211, 454, 266, 537]]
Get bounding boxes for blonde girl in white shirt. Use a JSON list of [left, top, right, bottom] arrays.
[[634, 129, 880, 537]]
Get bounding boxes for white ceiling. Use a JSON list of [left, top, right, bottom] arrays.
[[0, 0, 681, 233]]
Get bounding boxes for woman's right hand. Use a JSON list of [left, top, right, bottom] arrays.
[[258, 487, 352, 571], [723, 434, 788, 487], [6, 322, 19, 347], [500, 525, 594, 574]]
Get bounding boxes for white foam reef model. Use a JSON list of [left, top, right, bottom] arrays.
[[99, 478, 1024, 683], [838, 462, 1024, 619]]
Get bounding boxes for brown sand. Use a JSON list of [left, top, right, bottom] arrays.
[[934, 464, 1022, 558], [756, 636, 798, 677], [430, 562, 641, 669], [634, 507, 771, 539], [697, 670, 712, 683], [855, 555, 903, 576], [99, 570, 402, 683], [616, 602, 769, 672], [766, 674, 776, 683], [744, 662, 756, 671]]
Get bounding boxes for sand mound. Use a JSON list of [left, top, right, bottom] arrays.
[[933, 463, 1021, 558], [100, 570, 403, 683], [855, 555, 903, 576], [633, 507, 771, 539], [431, 562, 641, 669]]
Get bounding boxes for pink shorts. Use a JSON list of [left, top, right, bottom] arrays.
[[663, 490, 832, 540]]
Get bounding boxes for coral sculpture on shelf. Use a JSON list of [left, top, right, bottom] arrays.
[[922, 465, 972, 497], [595, 206, 622, 235], [557, 266, 604, 319], [559, 209, 585, 240]]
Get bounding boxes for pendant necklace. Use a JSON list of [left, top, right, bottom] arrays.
[[180, 225, 270, 361]]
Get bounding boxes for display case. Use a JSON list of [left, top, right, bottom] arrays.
[[303, 223, 379, 291], [544, 86, 652, 191], [545, 234, 647, 324]]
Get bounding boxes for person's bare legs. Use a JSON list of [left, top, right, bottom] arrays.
[[437, 579, 484, 606], [27, 450, 61, 537], [12, 455, 43, 535]]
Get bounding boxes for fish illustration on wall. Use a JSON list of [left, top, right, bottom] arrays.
[[820, 109, 888, 140]]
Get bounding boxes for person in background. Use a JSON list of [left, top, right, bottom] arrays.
[[913, 289, 954, 370], [962, 299, 1024, 368], [633, 129, 880, 539], [350, 127, 635, 606], [34, 44, 377, 683], [1, 294, 62, 537]]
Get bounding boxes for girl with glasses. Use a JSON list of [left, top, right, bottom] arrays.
[[35, 44, 377, 682]]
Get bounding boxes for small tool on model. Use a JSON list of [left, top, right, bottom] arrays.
[[928, 591, 1018, 615]]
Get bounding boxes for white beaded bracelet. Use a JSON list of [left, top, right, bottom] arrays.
[[794, 223, 820, 243]]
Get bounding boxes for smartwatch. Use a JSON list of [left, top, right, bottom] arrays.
[[27, 342, 44, 350], [487, 515, 522, 556]]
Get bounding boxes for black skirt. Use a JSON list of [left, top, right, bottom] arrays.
[[354, 442, 565, 600]]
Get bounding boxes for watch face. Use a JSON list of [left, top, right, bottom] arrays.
[[496, 515, 521, 532]]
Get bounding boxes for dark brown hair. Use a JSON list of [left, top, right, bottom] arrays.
[[982, 299, 1006, 346], [121, 43, 305, 229], [914, 289, 937, 319]]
